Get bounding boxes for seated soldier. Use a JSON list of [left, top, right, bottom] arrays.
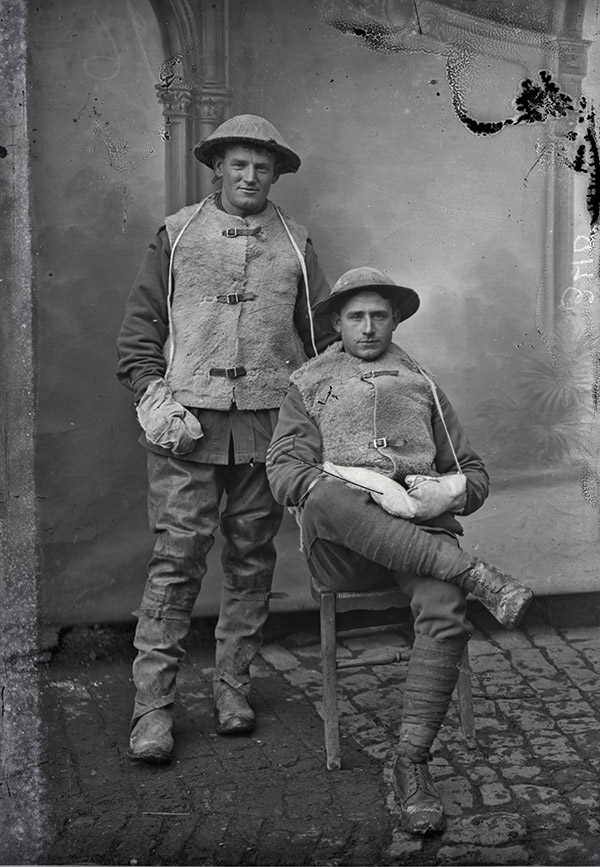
[[266, 266, 534, 836]]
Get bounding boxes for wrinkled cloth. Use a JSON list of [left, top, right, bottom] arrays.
[[136, 378, 203, 456], [131, 452, 282, 723], [301, 476, 472, 583], [399, 634, 468, 762], [304, 510, 471, 643], [405, 473, 467, 521], [267, 385, 488, 535]]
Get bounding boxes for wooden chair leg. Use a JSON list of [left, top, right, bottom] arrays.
[[320, 591, 341, 770], [456, 644, 477, 749]]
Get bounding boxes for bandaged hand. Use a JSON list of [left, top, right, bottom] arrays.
[[136, 378, 204, 456], [323, 461, 417, 518], [404, 473, 467, 520]]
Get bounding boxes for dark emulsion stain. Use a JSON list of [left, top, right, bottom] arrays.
[[325, 14, 600, 234]]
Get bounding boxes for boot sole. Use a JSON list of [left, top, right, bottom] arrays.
[[214, 713, 256, 736], [126, 746, 173, 764], [391, 763, 446, 836], [497, 586, 534, 629], [400, 805, 446, 836]]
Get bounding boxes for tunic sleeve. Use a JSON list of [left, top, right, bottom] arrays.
[[432, 386, 490, 516], [266, 385, 324, 506], [293, 240, 339, 357], [116, 228, 171, 401]]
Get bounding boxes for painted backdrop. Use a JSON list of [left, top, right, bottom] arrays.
[[30, 0, 600, 625]]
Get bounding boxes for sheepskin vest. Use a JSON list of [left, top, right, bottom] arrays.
[[291, 343, 438, 481], [164, 195, 308, 410]]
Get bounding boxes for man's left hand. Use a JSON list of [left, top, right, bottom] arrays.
[[404, 473, 467, 520]]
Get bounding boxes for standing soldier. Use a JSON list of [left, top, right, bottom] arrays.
[[117, 115, 335, 763]]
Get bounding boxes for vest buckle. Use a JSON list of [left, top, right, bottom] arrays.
[[209, 366, 247, 379], [226, 292, 240, 304], [362, 370, 399, 381], [223, 228, 239, 237], [370, 437, 388, 448]]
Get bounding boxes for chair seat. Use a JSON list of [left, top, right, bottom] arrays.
[[310, 573, 411, 613]]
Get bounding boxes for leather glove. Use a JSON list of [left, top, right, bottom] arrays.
[[136, 378, 204, 456], [323, 461, 417, 518], [404, 473, 467, 520]]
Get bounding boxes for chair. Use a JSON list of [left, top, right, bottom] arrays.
[[310, 572, 477, 770]]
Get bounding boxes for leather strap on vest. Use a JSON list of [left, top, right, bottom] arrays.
[[222, 227, 262, 237], [215, 292, 256, 304], [361, 370, 400, 379], [209, 367, 247, 379]]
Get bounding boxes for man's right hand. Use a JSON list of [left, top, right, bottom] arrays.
[[136, 378, 203, 456]]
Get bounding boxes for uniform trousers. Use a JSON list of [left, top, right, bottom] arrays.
[[301, 477, 472, 642], [131, 452, 283, 722]]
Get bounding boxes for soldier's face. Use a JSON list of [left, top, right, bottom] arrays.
[[331, 291, 400, 360], [214, 145, 278, 216]]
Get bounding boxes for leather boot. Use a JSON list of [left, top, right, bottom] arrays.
[[130, 608, 191, 735], [450, 560, 533, 629], [393, 634, 467, 835], [128, 708, 174, 763], [214, 675, 255, 735], [391, 754, 445, 835]]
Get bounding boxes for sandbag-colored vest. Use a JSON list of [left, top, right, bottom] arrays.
[[164, 195, 309, 410], [291, 342, 438, 481]]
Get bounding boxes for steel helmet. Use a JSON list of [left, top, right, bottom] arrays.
[[193, 114, 301, 174], [313, 266, 420, 322]]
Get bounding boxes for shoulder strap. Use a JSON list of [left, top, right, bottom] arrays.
[[411, 359, 463, 475], [274, 205, 318, 358], [165, 197, 210, 373]]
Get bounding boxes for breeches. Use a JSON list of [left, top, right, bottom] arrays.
[[140, 452, 283, 615], [131, 452, 283, 719], [302, 477, 471, 642]]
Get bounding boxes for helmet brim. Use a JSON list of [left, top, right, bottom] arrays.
[[194, 137, 301, 174], [313, 284, 420, 322]]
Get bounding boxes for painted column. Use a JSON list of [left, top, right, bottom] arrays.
[[192, 0, 231, 201], [152, 0, 231, 213], [537, 35, 592, 348], [193, 91, 231, 200], [155, 85, 193, 214]]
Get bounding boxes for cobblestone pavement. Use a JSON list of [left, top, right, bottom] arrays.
[[10, 603, 600, 865]]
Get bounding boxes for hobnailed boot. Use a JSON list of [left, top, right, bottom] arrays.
[[392, 634, 468, 836], [129, 607, 191, 760], [451, 560, 533, 629], [128, 708, 174, 763], [214, 675, 255, 735], [392, 754, 445, 835], [213, 580, 272, 736]]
